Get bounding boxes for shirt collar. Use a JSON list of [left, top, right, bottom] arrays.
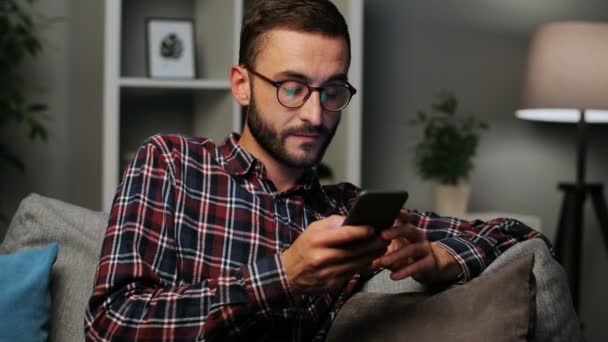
[[218, 133, 322, 192], [218, 133, 257, 176]]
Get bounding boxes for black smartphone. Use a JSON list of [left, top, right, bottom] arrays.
[[343, 190, 409, 232]]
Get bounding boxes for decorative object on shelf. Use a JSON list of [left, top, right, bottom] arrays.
[[516, 21, 608, 311], [0, 0, 50, 222], [146, 18, 196, 79], [410, 90, 488, 217]]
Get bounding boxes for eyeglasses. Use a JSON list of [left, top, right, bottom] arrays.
[[246, 68, 357, 112]]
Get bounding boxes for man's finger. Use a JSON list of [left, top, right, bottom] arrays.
[[378, 242, 428, 266], [382, 223, 424, 242], [323, 224, 375, 246], [321, 236, 388, 263], [389, 255, 435, 281], [313, 215, 375, 246], [395, 209, 410, 225], [324, 253, 381, 278]]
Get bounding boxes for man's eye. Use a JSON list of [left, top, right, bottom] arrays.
[[324, 88, 338, 97], [284, 88, 298, 97], [282, 84, 305, 98], [323, 86, 343, 99]]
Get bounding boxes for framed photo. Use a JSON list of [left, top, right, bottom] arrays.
[[146, 18, 196, 79]]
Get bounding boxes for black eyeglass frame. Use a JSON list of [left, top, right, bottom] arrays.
[[246, 68, 357, 112]]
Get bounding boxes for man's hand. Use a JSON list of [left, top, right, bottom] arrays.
[[373, 210, 462, 285], [281, 215, 389, 295]]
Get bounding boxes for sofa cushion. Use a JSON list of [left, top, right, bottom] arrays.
[[0, 243, 58, 342], [0, 193, 108, 342], [325, 255, 536, 342]]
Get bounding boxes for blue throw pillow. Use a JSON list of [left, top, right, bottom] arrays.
[[0, 243, 59, 342]]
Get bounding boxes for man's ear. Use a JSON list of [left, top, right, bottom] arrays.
[[230, 65, 251, 106]]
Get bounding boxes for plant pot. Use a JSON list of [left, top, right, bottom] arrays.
[[432, 182, 471, 217]]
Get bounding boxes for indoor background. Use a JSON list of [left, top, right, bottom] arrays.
[[2, 1, 607, 340]]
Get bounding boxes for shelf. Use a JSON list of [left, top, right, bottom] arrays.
[[119, 77, 231, 90]]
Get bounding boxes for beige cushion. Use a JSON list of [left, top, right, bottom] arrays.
[[326, 255, 535, 342]]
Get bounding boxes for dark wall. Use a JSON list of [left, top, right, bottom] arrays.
[[362, 1, 608, 340]]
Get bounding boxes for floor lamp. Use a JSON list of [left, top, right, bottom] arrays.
[[516, 21, 608, 311]]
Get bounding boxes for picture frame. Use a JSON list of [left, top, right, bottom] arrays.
[[146, 18, 196, 79]]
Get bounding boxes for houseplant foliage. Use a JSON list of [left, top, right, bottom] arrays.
[[411, 90, 488, 185], [0, 0, 48, 221], [0, 0, 48, 170]]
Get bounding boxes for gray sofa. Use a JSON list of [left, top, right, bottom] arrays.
[[0, 193, 580, 342]]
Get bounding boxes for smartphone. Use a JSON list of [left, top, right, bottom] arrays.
[[343, 190, 409, 232]]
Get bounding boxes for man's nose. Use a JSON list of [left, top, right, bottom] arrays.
[[298, 90, 323, 126]]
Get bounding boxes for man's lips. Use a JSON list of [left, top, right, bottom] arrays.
[[293, 133, 321, 137], [291, 133, 321, 141], [283, 125, 328, 144]]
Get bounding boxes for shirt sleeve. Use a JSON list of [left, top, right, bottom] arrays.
[[84, 137, 295, 341], [408, 210, 550, 283]]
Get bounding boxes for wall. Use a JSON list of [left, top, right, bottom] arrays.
[[362, 1, 608, 340], [65, 0, 104, 210], [0, 0, 103, 239]]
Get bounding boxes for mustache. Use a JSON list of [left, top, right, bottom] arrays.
[[282, 124, 331, 137]]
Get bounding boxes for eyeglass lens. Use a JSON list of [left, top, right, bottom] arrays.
[[278, 81, 351, 111]]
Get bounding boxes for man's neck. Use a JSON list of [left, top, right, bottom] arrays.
[[238, 130, 304, 193]]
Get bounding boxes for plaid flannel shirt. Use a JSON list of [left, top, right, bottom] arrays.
[[85, 133, 542, 341]]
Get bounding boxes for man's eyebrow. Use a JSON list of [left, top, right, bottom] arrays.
[[275, 70, 349, 83]]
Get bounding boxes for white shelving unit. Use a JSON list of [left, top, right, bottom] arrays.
[[102, 0, 363, 211], [119, 78, 231, 89]]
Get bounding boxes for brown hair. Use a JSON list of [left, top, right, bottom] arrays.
[[239, 0, 351, 68]]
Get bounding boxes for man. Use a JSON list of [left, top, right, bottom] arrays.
[[85, 0, 578, 341]]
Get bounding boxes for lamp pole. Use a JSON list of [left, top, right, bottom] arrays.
[[576, 109, 586, 186], [554, 109, 586, 310]]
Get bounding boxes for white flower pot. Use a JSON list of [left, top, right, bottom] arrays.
[[432, 182, 471, 217]]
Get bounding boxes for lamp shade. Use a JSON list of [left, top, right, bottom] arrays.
[[516, 21, 608, 123]]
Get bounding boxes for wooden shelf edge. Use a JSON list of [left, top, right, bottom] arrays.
[[119, 77, 231, 90]]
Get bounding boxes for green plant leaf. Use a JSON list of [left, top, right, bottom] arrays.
[[27, 103, 47, 112], [0, 0, 49, 176], [417, 110, 427, 121], [0, 143, 25, 172], [30, 121, 48, 141], [432, 91, 458, 116], [412, 90, 488, 183]]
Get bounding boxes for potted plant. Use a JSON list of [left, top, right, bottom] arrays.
[[0, 0, 49, 222], [410, 90, 488, 217]]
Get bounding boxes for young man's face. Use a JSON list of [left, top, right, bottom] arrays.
[[246, 29, 350, 168]]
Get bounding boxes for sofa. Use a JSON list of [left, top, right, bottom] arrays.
[[0, 194, 108, 342], [0, 193, 581, 342]]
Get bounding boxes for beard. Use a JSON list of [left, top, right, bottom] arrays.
[[246, 95, 339, 169]]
